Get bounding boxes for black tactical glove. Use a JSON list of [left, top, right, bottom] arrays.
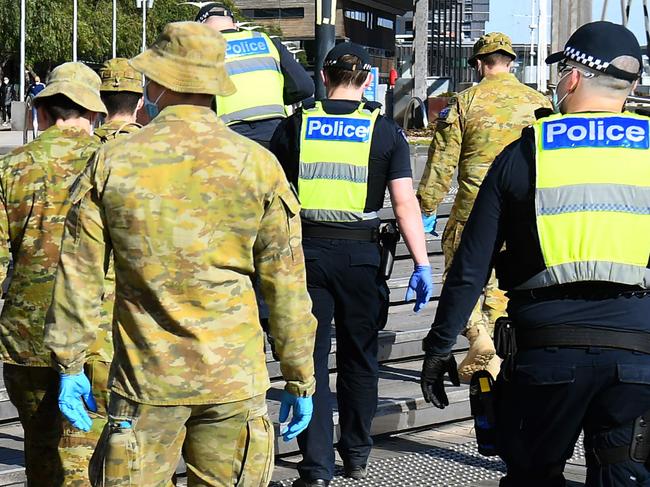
[[420, 353, 461, 409]]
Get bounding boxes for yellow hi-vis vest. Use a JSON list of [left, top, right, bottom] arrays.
[[216, 31, 286, 125], [298, 102, 381, 222], [516, 112, 650, 290]]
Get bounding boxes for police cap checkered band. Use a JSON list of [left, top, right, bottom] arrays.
[[546, 21, 642, 81], [195, 2, 232, 23], [324, 42, 372, 72]]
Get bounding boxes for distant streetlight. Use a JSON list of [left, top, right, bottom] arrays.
[[315, 0, 337, 99], [136, 0, 154, 53], [19, 0, 25, 101], [112, 0, 117, 58], [73, 0, 78, 61]]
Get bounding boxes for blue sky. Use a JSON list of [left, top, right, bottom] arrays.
[[486, 0, 649, 46]]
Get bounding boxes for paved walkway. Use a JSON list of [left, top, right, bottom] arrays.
[[264, 420, 587, 487], [0, 131, 25, 156]]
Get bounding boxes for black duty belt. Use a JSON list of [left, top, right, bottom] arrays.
[[516, 325, 650, 355], [302, 226, 379, 242], [510, 287, 650, 300]]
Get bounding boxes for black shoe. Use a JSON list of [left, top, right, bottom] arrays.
[[291, 479, 330, 487], [344, 464, 368, 480]]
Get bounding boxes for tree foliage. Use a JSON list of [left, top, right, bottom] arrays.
[[0, 0, 282, 79]]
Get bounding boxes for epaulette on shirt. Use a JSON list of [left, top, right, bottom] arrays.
[[535, 107, 554, 120], [363, 101, 382, 112]]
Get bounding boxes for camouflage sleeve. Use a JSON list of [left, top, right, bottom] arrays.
[[254, 158, 316, 397], [417, 99, 463, 215], [44, 153, 111, 374]]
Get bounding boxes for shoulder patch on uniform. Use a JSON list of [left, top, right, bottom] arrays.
[[398, 128, 408, 143], [438, 107, 451, 120]]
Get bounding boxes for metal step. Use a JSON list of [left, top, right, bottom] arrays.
[[268, 357, 470, 456]]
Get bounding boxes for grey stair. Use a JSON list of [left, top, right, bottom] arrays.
[[268, 357, 470, 455]]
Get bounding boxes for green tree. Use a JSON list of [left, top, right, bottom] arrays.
[[0, 0, 284, 79]]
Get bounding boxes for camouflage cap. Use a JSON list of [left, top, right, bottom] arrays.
[[129, 21, 236, 96], [34, 62, 107, 115], [469, 32, 516, 67], [100, 58, 143, 94]]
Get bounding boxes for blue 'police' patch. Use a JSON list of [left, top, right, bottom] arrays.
[[542, 117, 650, 150], [305, 117, 372, 143], [226, 38, 270, 58]]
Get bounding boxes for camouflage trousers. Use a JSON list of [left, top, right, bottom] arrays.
[[3, 360, 110, 487], [442, 215, 507, 336], [90, 393, 273, 487]]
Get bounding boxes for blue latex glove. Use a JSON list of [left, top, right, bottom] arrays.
[[278, 390, 313, 442], [422, 213, 438, 236], [405, 265, 434, 313], [58, 372, 97, 432]]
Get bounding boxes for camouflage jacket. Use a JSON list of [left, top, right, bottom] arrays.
[[93, 120, 141, 144], [45, 105, 317, 405], [87, 120, 143, 364], [0, 125, 108, 366], [417, 72, 552, 222]]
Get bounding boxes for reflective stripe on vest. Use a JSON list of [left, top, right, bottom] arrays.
[[516, 112, 650, 289], [216, 31, 286, 125], [298, 102, 380, 223]]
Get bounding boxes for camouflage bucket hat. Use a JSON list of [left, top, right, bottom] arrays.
[[34, 62, 107, 115], [129, 21, 236, 96], [100, 58, 143, 93], [469, 32, 517, 67]]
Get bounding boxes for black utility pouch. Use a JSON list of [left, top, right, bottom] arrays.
[[494, 317, 516, 381], [378, 221, 401, 280], [470, 370, 498, 457]]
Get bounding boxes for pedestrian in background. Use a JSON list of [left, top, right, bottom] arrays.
[[27, 75, 46, 137], [1, 77, 16, 126], [45, 22, 317, 486], [0, 62, 110, 486], [417, 32, 552, 382]]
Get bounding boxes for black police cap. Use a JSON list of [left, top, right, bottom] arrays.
[[546, 21, 643, 81], [324, 42, 372, 72], [195, 2, 233, 23]]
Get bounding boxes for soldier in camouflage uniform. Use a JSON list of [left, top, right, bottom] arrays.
[[94, 58, 143, 143], [44, 22, 317, 486], [417, 33, 552, 382], [0, 62, 111, 486]]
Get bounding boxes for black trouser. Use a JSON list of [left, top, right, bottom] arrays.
[[496, 347, 650, 487], [1, 103, 10, 123], [297, 238, 389, 482]]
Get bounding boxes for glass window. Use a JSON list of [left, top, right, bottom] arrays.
[[377, 17, 394, 30], [344, 10, 367, 22]]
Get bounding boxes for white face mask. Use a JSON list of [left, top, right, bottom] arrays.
[[552, 70, 574, 113], [3, 79, 8, 85]]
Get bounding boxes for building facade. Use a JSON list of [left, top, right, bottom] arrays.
[[235, 0, 411, 79]]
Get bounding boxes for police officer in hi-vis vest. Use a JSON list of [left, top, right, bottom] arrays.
[[196, 2, 314, 147], [271, 42, 433, 487], [419, 21, 650, 486]]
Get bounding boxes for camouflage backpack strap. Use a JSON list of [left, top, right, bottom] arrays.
[[114, 122, 141, 136], [100, 122, 141, 143]]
